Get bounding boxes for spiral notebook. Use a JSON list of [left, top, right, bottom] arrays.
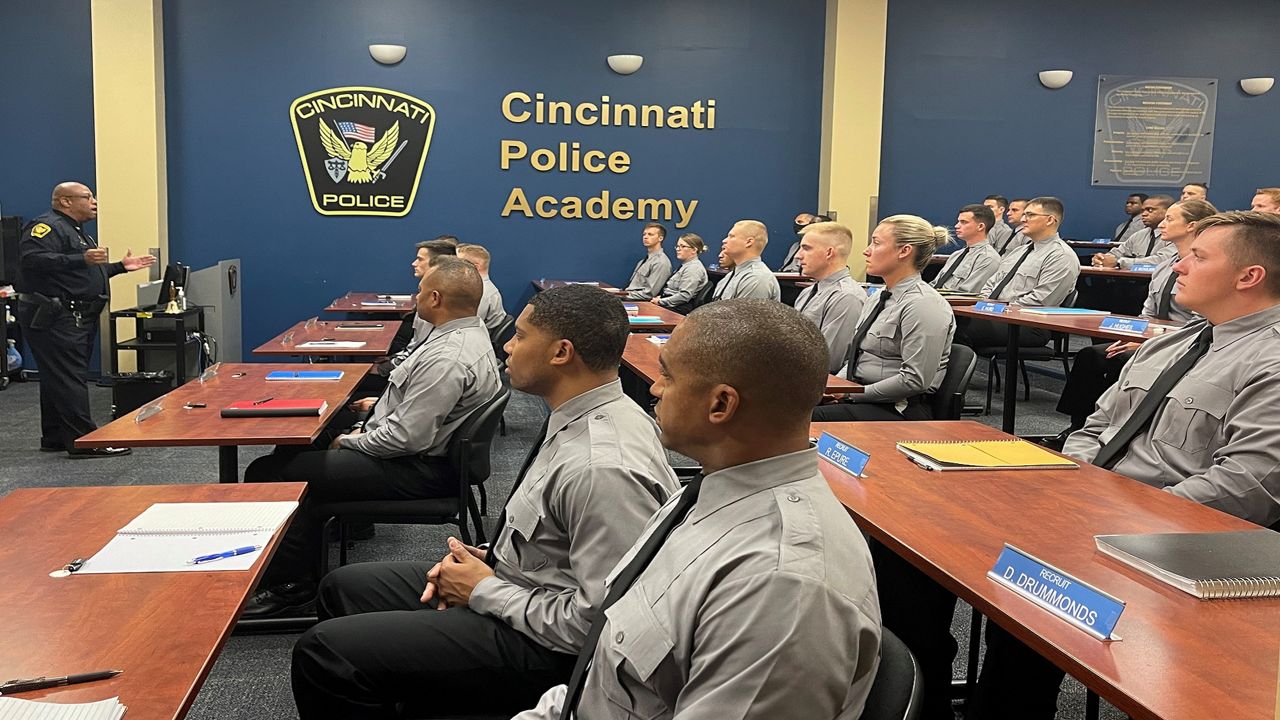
[[896, 439, 1078, 471], [79, 502, 298, 574], [1095, 530, 1280, 599], [0, 696, 125, 720]]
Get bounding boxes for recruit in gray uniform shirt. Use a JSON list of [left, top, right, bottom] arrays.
[[778, 239, 802, 272], [625, 251, 674, 300], [1064, 304, 1280, 527], [477, 276, 506, 330], [470, 379, 679, 654], [933, 239, 1002, 293], [988, 220, 1013, 252], [1110, 228, 1175, 269], [654, 258, 708, 308], [377, 314, 435, 375], [793, 267, 866, 373], [711, 256, 780, 301], [995, 229, 1029, 256], [512, 449, 882, 720], [838, 275, 955, 406], [1140, 255, 1198, 324], [1113, 215, 1145, 242], [979, 234, 1081, 307], [341, 315, 501, 458]]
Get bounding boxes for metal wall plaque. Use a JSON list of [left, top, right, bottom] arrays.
[[1091, 75, 1217, 187]]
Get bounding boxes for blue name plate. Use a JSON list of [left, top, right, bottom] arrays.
[[816, 432, 871, 477], [1100, 316, 1149, 334], [988, 544, 1125, 640], [1130, 263, 1158, 272], [974, 301, 1008, 314], [623, 304, 639, 311]]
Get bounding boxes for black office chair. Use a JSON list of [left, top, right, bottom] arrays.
[[689, 279, 715, 310], [929, 344, 977, 420], [861, 628, 923, 720], [315, 387, 511, 576], [974, 290, 1077, 414]]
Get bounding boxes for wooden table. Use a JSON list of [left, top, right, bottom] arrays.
[[815, 420, 1280, 720], [623, 301, 685, 332], [253, 318, 399, 357], [621, 334, 861, 394], [323, 292, 415, 314], [1080, 266, 1153, 280], [0, 482, 305, 720], [75, 363, 367, 483], [952, 305, 1180, 434]]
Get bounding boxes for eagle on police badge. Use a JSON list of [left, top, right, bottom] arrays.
[[318, 119, 400, 184]]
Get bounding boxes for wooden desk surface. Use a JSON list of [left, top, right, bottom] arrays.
[[323, 292, 415, 314], [252, 318, 399, 357], [0, 483, 305, 720], [815, 420, 1280, 720], [707, 267, 810, 283], [622, 335, 861, 394], [531, 279, 620, 292], [624, 301, 685, 332], [952, 305, 1181, 343], [75, 363, 368, 448], [1080, 266, 1154, 280]]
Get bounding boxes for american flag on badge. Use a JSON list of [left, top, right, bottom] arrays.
[[337, 121, 376, 143]]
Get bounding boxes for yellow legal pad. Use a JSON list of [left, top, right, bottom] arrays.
[[895, 440, 1078, 472]]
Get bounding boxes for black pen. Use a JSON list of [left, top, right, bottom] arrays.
[[0, 669, 122, 695], [252, 397, 274, 405]]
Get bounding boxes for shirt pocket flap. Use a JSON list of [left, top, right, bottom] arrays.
[[505, 490, 542, 541], [388, 361, 411, 388], [1168, 377, 1232, 419], [1119, 366, 1160, 392], [604, 586, 673, 682]]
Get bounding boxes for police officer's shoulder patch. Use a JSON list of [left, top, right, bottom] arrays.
[[30, 223, 52, 238]]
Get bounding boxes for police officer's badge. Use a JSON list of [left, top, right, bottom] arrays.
[[290, 86, 436, 217]]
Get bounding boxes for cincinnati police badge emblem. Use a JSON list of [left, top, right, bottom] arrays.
[[290, 86, 436, 217]]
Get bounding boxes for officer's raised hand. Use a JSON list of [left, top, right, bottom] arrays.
[[121, 249, 157, 271]]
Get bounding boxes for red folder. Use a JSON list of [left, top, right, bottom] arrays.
[[220, 398, 329, 418]]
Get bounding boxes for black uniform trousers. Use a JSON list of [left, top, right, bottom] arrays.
[[811, 396, 931, 421], [12, 300, 98, 450], [244, 446, 453, 587], [291, 560, 576, 719], [955, 317, 1051, 350], [1055, 343, 1133, 428]]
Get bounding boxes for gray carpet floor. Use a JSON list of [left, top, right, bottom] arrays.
[[0, 343, 1126, 719]]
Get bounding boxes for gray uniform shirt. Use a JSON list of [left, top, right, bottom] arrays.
[[341, 316, 500, 458], [478, 276, 506, 330], [933, 240, 1002, 293], [979, 234, 1081, 307], [1140, 255, 1198, 324], [778, 239, 802, 272], [513, 449, 882, 720], [625, 250, 674, 300], [655, 258, 708, 308], [995, 229, 1028, 256], [839, 274, 955, 404], [1111, 228, 1175, 269], [470, 379, 679, 654], [988, 220, 1013, 252], [794, 267, 867, 373], [378, 314, 434, 375], [1064, 304, 1280, 527], [1113, 215, 1145, 242], [711, 256, 781, 301]]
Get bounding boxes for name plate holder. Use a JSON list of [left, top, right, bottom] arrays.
[[1100, 316, 1149, 334], [988, 544, 1125, 641], [1130, 263, 1159, 272], [974, 301, 1008, 314], [816, 432, 871, 477]]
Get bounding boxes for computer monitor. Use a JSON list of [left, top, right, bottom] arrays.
[[155, 263, 190, 308]]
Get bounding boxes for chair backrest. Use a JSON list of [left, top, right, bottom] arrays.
[[860, 628, 922, 720], [929, 343, 977, 420], [691, 279, 715, 309], [490, 314, 516, 364], [447, 387, 511, 486]]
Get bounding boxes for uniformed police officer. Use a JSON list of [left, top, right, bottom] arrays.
[[13, 182, 155, 457]]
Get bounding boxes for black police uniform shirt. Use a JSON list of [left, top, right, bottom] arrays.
[[18, 210, 125, 300]]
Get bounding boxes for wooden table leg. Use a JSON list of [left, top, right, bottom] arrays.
[[219, 445, 239, 484], [1002, 324, 1020, 434]]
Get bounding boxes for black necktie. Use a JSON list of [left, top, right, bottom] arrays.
[[1092, 324, 1213, 470], [795, 285, 819, 313], [1113, 216, 1138, 243], [1143, 230, 1157, 257], [844, 290, 891, 380], [998, 229, 1018, 254], [484, 415, 550, 568], [1154, 266, 1179, 321], [987, 243, 1035, 301], [713, 269, 735, 299], [558, 474, 705, 720], [932, 247, 970, 288]]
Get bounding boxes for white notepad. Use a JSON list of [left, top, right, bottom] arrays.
[[79, 502, 297, 574], [296, 340, 366, 349], [0, 696, 126, 720]]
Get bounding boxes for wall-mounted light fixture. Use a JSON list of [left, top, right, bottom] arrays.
[[1240, 77, 1274, 96], [607, 54, 644, 75], [1038, 70, 1073, 89], [369, 44, 407, 65]]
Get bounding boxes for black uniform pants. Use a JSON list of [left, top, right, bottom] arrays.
[[955, 317, 1051, 350], [811, 396, 932, 421], [1055, 343, 1133, 427], [244, 448, 453, 587], [291, 561, 576, 719], [12, 301, 98, 450]]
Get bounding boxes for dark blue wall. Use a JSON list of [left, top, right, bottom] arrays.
[[0, 1, 96, 222], [164, 0, 825, 352], [879, 0, 1280, 240]]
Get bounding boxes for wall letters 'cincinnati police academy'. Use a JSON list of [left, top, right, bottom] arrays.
[[290, 87, 436, 217]]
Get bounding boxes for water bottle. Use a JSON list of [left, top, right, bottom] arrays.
[[6, 339, 20, 370]]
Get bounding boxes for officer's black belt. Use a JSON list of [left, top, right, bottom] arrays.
[[15, 293, 107, 314]]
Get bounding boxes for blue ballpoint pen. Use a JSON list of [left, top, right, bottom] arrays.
[[188, 545, 262, 565]]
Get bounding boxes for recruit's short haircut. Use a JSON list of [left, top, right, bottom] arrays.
[[1195, 211, 1280, 297], [424, 256, 482, 313], [527, 285, 630, 371], [960, 203, 996, 233], [644, 222, 668, 240]]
